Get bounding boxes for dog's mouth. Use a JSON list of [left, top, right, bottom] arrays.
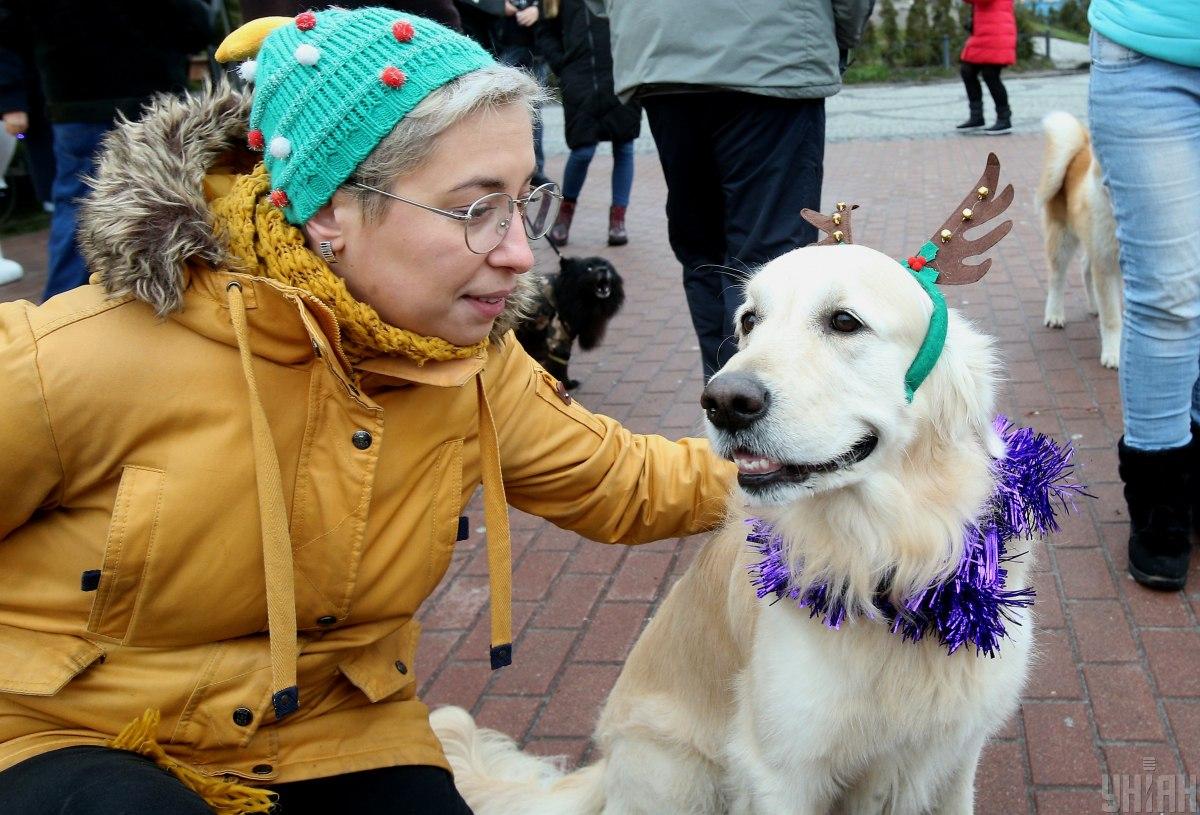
[[594, 282, 612, 299], [733, 433, 879, 490]]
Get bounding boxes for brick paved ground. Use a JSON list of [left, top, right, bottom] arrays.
[[3, 127, 1196, 813]]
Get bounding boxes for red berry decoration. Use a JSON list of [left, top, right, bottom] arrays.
[[247, 129, 264, 150], [381, 66, 406, 88], [392, 20, 415, 42], [269, 189, 290, 208], [908, 256, 927, 271], [295, 11, 316, 30]]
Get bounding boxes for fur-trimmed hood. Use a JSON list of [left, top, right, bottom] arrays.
[[77, 81, 533, 342]]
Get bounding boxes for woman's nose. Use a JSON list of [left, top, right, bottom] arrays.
[[489, 213, 535, 273]]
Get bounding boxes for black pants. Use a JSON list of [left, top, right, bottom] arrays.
[[0, 746, 474, 815], [960, 62, 1010, 118], [644, 92, 826, 380]]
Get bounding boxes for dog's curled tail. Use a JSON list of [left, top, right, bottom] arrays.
[[1037, 112, 1089, 206], [431, 706, 606, 815]]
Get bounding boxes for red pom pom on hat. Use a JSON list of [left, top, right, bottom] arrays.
[[908, 256, 927, 271], [270, 189, 290, 208], [247, 129, 264, 150], [295, 11, 316, 30], [392, 20, 415, 42], [381, 66, 406, 88]]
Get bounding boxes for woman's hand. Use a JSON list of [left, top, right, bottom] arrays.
[[516, 6, 540, 26], [504, 1, 518, 15], [3, 111, 28, 137]]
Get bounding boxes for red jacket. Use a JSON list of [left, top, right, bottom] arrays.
[[961, 0, 1017, 66]]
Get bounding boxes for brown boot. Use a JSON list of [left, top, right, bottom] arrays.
[[607, 204, 628, 246], [548, 199, 575, 247]]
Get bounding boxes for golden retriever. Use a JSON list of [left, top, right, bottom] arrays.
[[432, 180, 1034, 814], [1038, 111, 1121, 369]]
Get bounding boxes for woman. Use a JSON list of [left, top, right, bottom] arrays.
[[539, 0, 640, 247], [956, 0, 1016, 135], [0, 8, 732, 813], [1087, 0, 1200, 590]]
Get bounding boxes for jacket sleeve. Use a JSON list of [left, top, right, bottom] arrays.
[[0, 303, 65, 542], [831, 0, 874, 50], [534, 13, 566, 74], [489, 338, 736, 545]]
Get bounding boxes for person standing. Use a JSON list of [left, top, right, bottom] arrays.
[[956, 0, 1016, 134], [539, 0, 639, 247], [0, 0, 212, 302], [1087, 0, 1200, 591], [599, 0, 872, 380]]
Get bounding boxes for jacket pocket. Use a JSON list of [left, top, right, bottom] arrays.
[[337, 619, 420, 703], [427, 439, 463, 592], [86, 465, 166, 643], [0, 624, 105, 695]]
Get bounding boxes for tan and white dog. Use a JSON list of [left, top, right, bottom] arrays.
[[433, 167, 1035, 814], [1038, 111, 1121, 369]]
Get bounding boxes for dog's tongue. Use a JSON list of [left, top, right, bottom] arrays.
[[734, 451, 784, 476]]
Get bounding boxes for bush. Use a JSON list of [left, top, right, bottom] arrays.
[[879, 0, 901, 66], [904, 0, 937, 67], [1054, 0, 1090, 34]]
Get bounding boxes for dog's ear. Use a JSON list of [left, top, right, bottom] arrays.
[[560, 256, 571, 274], [922, 310, 1005, 458]]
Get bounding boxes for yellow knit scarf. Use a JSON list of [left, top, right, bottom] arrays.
[[210, 163, 488, 365]]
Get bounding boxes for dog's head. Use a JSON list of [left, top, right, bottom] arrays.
[[559, 255, 624, 304], [556, 255, 626, 349], [703, 243, 1001, 507]]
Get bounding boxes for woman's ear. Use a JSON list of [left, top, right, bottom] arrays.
[[303, 199, 347, 253]]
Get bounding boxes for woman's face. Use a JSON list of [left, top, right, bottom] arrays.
[[315, 103, 538, 346]]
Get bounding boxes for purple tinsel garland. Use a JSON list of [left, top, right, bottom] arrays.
[[747, 416, 1086, 657]]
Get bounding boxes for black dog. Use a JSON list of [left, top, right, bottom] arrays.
[[516, 255, 625, 390]]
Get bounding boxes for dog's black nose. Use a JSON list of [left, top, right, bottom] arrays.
[[701, 373, 770, 430]]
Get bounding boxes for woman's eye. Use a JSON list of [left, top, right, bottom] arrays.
[[740, 311, 758, 334], [830, 310, 862, 333]]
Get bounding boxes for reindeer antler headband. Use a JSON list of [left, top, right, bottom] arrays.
[[800, 152, 1014, 402]]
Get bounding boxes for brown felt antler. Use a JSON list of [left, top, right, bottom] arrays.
[[928, 152, 1014, 285], [800, 202, 859, 246]]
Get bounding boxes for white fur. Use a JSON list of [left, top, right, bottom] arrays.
[[1038, 111, 1121, 368], [433, 245, 1034, 814]]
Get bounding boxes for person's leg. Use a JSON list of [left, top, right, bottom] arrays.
[[44, 121, 109, 301], [0, 746, 213, 815], [709, 93, 826, 371], [1089, 30, 1200, 589], [550, 143, 596, 246], [957, 62, 985, 129], [271, 764, 473, 814], [980, 65, 1011, 132], [644, 94, 729, 380], [608, 138, 635, 246]]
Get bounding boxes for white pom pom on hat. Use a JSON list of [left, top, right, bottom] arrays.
[[238, 59, 258, 83], [294, 43, 320, 66], [269, 136, 292, 159]]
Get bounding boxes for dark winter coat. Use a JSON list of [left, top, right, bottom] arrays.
[[537, 0, 640, 149], [960, 0, 1017, 66]]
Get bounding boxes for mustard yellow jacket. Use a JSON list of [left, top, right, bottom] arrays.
[[0, 85, 732, 784]]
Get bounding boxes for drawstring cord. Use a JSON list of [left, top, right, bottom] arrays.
[[476, 375, 514, 669], [227, 280, 300, 718]]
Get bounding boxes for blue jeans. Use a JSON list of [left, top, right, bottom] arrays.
[[561, 139, 635, 206], [44, 122, 110, 301], [1088, 31, 1200, 451]]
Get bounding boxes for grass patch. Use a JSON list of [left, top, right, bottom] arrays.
[[844, 54, 1056, 85]]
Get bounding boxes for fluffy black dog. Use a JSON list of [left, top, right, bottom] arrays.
[[516, 255, 625, 390]]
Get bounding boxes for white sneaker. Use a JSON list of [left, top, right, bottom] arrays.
[[0, 256, 24, 285]]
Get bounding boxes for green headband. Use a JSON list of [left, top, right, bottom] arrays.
[[899, 241, 947, 403]]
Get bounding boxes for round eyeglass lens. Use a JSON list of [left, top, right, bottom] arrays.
[[522, 185, 561, 238], [464, 193, 512, 254]]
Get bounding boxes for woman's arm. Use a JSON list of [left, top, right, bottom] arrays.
[[489, 337, 736, 545]]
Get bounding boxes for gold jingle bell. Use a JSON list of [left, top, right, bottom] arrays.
[[832, 212, 843, 225], [833, 230, 845, 242], [940, 228, 953, 242], [962, 208, 974, 220], [977, 186, 990, 199], [836, 201, 847, 211]]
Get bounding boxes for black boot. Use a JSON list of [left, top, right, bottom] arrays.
[[983, 105, 1012, 134], [956, 102, 984, 130], [1118, 438, 1192, 590]]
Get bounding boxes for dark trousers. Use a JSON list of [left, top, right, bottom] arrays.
[[960, 62, 1010, 118], [0, 746, 474, 815], [44, 121, 110, 302], [644, 92, 825, 380]]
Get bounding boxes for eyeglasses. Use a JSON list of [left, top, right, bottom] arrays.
[[351, 181, 563, 254]]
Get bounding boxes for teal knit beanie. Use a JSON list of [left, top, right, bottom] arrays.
[[230, 8, 494, 225]]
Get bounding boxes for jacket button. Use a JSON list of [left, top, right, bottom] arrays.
[[232, 707, 253, 727], [252, 764, 273, 776], [351, 430, 373, 450], [317, 615, 337, 626], [394, 660, 408, 675]]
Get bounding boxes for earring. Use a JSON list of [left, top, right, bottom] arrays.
[[318, 240, 338, 264]]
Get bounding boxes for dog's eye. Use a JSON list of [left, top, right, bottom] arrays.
[[830, 310, 862, 333], [740, 311, 758, 334]]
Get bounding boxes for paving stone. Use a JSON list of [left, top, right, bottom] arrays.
[[1083, 663, 1167, 741], [1164, 701, 1199, 778], [576, 601, 651, 663], [1056, 548, 1119, 600], [1069, 599, 1139, 663], [1027, 628, 1083, 699], [1034, 789, 1108, 814], [532, 664, 622, 738], [975, 740, 1031, 815], [1022, 702, 1102, 786], [1141, 630, 1200, 698]]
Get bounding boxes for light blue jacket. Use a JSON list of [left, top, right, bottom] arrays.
[[1088, 0, 1200, 68]]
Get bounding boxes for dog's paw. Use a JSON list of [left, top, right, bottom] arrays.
[[1100, 348, 1120, 369], [1043, 308, 1066, 329]]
